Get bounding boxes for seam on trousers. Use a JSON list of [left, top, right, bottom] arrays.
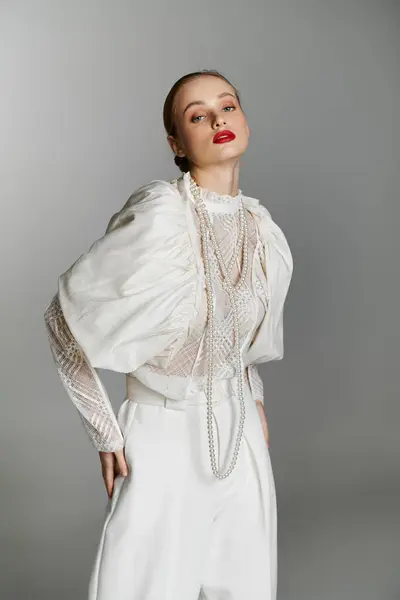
[[90, 487, 123, 599]]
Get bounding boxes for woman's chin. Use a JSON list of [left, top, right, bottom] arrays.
[[214, 146, 247, 164], [217, 139, 248, 157]]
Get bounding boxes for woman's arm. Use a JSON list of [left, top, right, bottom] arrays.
[[247, 363, 264, 405], [44, 293, 125, 453], [248, 364, 270, 448], [45, 293, 130, 497]]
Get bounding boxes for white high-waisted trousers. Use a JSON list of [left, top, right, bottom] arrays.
[[88, 375, 277, 600]]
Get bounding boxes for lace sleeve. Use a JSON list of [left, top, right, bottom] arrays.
[[44, 293, 124, 452], [247, 364, 264, 405]]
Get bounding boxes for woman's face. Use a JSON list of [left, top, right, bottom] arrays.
[[168, 76, 250, 169]]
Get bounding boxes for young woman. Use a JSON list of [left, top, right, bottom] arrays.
[[44, 69, 293, 600]]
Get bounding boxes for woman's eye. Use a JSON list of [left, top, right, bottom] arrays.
[[191, 105, 235, 123]]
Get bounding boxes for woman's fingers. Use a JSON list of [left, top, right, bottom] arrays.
[[262, 407, 270, 447], [256, 400, 270, 448], [99, 452, 115, 498], [99, 449, 129, 498], [114, 449, 129, 477], [264, 415, 270, 448]]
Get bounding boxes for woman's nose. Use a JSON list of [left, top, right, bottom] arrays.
[[213, 114, 227, 128]]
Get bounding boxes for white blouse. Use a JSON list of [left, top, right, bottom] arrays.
[[44, 171, 293, 452]]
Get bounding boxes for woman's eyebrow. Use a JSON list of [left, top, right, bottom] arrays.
[[182, 92, 236, 116]]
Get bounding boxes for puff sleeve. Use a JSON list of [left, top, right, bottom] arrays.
[[44, 180, 196, 451], [245, 201, 294, 366]]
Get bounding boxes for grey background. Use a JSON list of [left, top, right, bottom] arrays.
[[1, 1, 399, 599]]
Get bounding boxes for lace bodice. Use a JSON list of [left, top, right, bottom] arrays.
[[149, 180, 265, 381], [44, 172, 293, 451]]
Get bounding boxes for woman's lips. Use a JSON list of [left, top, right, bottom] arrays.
[[213, 130, 236, 144]]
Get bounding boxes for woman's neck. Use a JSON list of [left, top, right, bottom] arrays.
[[190, 164, 240, 197]]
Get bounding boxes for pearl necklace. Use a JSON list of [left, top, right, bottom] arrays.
[[189, 175, 249, 479]]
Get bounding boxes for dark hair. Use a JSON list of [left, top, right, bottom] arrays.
[[163, 69, 242, 173]]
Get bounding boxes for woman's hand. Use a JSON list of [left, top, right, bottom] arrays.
[[256, 400, 270, 449], [99, 449, 129, 498]]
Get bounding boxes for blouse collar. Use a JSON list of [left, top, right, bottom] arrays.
[[182, 171, 243, 214]]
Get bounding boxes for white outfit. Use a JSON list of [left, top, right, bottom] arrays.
[[44, 171, 293, 599]]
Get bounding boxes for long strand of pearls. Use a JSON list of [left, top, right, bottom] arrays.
[[189, 175, 249, 479], [224, 204, 246, 279]]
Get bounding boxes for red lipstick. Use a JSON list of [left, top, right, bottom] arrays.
[[213, 129, 236, 144]]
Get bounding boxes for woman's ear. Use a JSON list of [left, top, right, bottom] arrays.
[[167, 135, 185, 158]]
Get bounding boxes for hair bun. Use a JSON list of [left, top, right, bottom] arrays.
[[174, 155, 190, 173]]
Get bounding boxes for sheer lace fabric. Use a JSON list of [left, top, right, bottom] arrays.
[[44, 293, 124, 451]]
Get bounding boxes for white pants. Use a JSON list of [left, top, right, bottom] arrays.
[[88, 377, 277, 600]]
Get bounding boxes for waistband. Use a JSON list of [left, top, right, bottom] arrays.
[[126, 374, 251, 411]]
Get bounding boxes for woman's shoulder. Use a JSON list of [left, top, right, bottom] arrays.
[[243, 193, 292, 263], [106, 177, 184, 234], [242, 194, 273, 225], [125, 177, 182, 210]]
